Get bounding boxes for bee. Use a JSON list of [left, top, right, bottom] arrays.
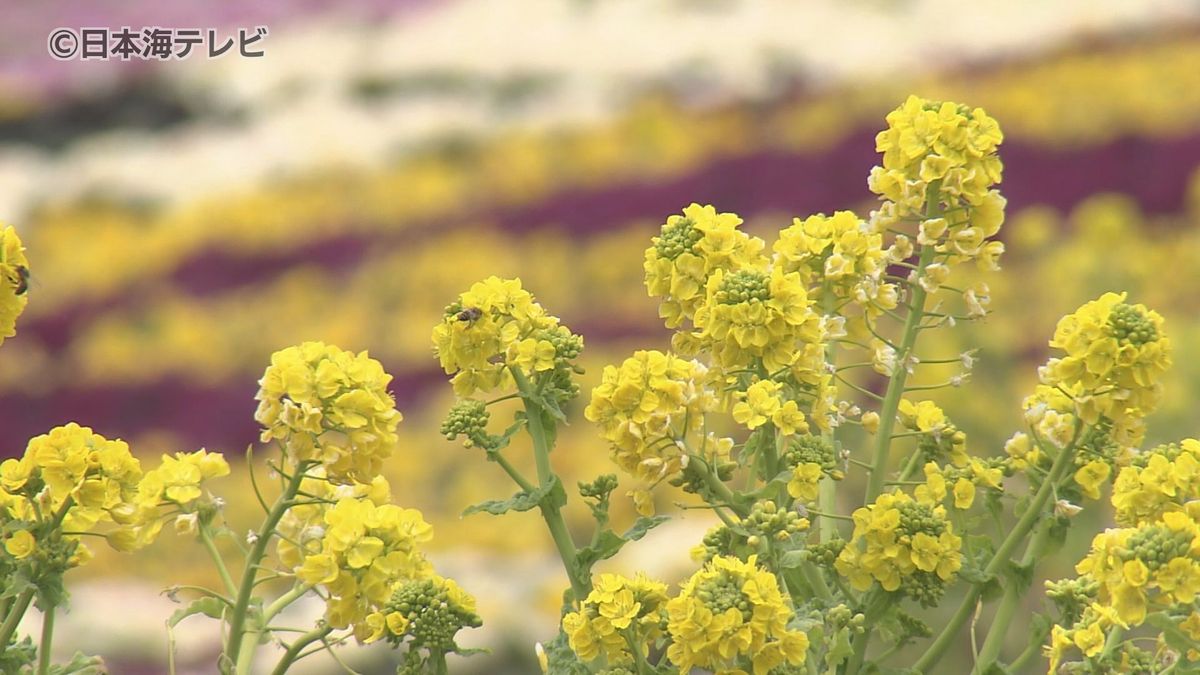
[[12, 265, 29, 296], [456, 307, 483, 323]]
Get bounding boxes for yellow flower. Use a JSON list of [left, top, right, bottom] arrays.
[[1072, 621, 1105, 657], [432, 276, 581, 396], [732, 380, 782, 429], [666, 556, 807, 674], [255, 341, 402, 483], [1042, 293, 1171, 446], [1074, 460, 1111, 501], [836, 491, 962, 602], [692, 265, 825, 374], [644, 204, 767, 329], [4, 530, 34, 559], [952, 478, 975, 510], [787, 463, 823, 503], [586, 350, 725, 491], [563, 573, 668, 665]]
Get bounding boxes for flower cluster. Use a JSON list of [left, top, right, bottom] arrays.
[[835, 491, 963, 606], [432, 276, 582, 397], [585, 350, 723, 487], [293, 494, 435, 638], [692, 266, 825, 375], [562, 573, 669, 665], [1039, 292, 1172, 448], [0, 225, 29, 347], [2, 424, 143, 542], [732, 379, 811, 436], [366, 575, 482, 673], [665, 555, 809, 674], [772, 210, 900, 315], [897, 399, 969, 467], [1112, 440, 1200, 527], [783, 435, 843, 504], [644, 203, 766, 329], [1049, 510, 1200, 671], [108, 448, 231, 549], [869, 95, 1006, 271], [255, 341, 402, 483]]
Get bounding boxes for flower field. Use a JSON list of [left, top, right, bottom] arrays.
[[2, 2, 1200, 674]]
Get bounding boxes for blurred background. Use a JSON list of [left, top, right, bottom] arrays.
[[3, 0, 1200, 672]]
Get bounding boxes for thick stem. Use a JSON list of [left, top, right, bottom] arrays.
[[36, 606, 54, 675], [269, 625, 333, 675], [512, 369, 591, 602], [224, 463, 310, 674], [864, 187, 940, 503], [914, 433, 1078, 672], [972, 521, 1054, 673]]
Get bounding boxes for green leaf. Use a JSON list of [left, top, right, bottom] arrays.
[[575, 516, 671, 570], [778, 550, 808, 569], [48, 653, 106, 675], [168, 596, 228, 627], [462, 476, 566, 517], [824, 626, 853, 670]]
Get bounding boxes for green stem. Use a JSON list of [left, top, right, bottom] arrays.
[[491, 451, 536, 492], [512, 369, 591, 603], [865, 186, 941, 503], [798, 560, 834, 603], [200, 525, 239, 597], [1007, 624, 1049, 673], [914, 430, 1078, 673], [225, 462, 311, 674], [36, 605, 54, 675], [0, 588, 35, 650], [262, 584, 311, 625], [269, 625, 333, 675], [627, 628, 652, 675], [973, 521, 1055, 673], [844, 590, 890, 675]]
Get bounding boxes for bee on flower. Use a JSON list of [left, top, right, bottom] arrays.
[[0, 224, 29, 347]]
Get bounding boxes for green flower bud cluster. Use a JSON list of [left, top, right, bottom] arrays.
[[1108, 303, 1160, 346], [715, 270, 770, 305], [743, 500, 807, 545], [441, 399, 497, 450], [1131, 441, 1185, 469], [653, 216, 702, 261], [895, 610, 933, 640], [826, 604, 866, 634], [578, 474, 619, 501], [387, 578, 482, 654], [917, 427, 967, 466], [536, 325, 585, 364], [1045, 577, 1099, 626], [694, 574, 752, 623], [693, 525, 743, 564], [783, 435, 840, 478], [901, 570, 948, 608], [1074, 419, 1120, 468], [802, 538, 847, 568], [1126, 524, 1193, 571]]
